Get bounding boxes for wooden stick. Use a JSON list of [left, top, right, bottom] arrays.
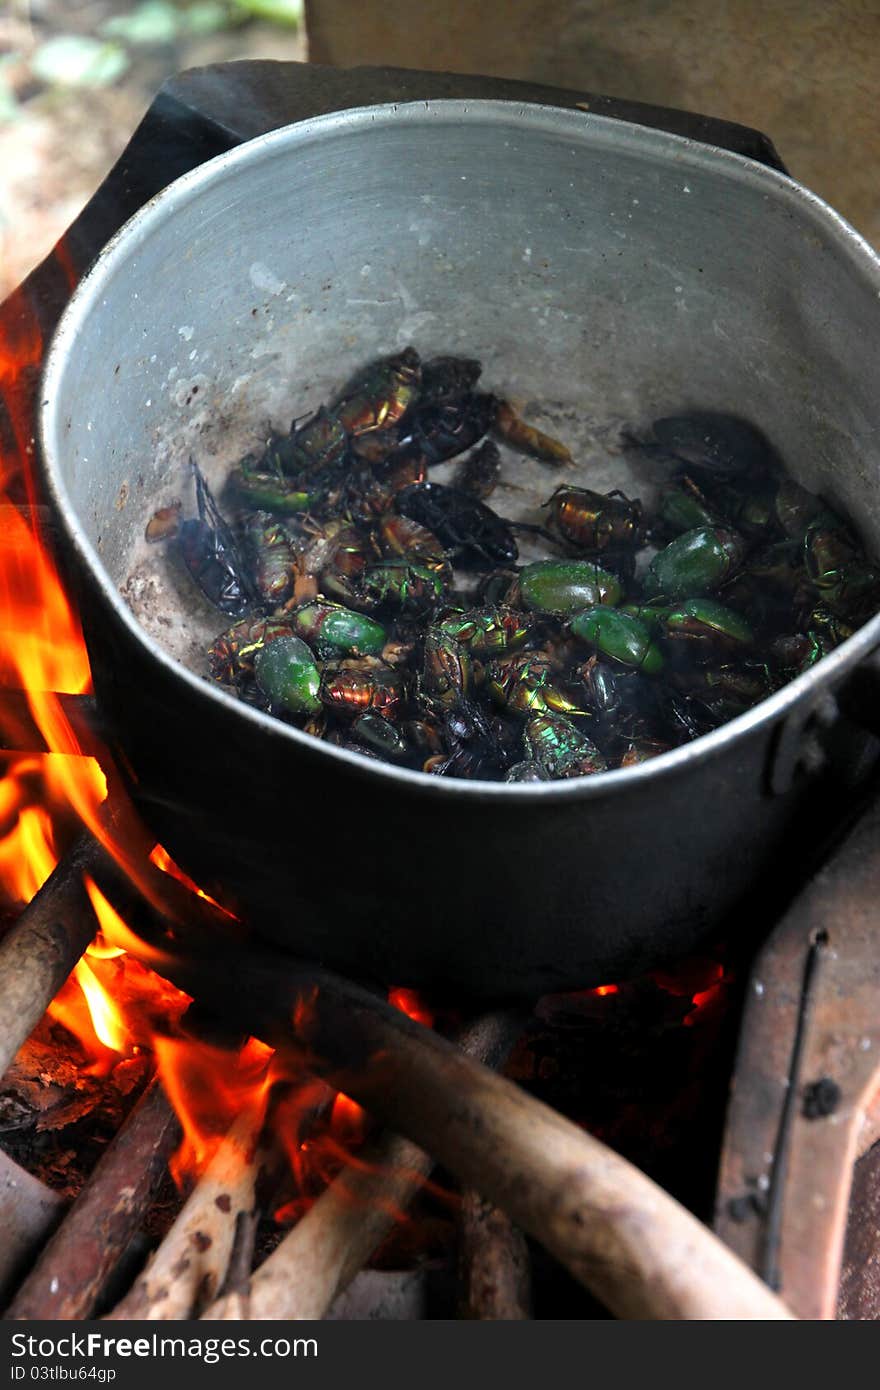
[[202, 1012, 523, 1322], [207, 1210, 259, 1321], [458, 1193, 531, 1320], [143, 944, 792, 1320], [0, 1151, 65, 1308], [326, 1269, 428, 1320], [202, 1127, 432, 1322], [105, 1095, 277, 1321], [5, 1077, 180, 1320], [0, 834, 99, 1083], [0, 691, 104, 755]]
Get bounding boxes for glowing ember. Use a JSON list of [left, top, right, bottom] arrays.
[[388, 987, 434, 1028]]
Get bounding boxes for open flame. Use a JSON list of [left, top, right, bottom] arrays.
[[0, 269, 250, 1179], [0, 272, 441, 1214]]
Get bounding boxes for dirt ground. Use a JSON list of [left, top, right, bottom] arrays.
[[0, 0, 307, 298]]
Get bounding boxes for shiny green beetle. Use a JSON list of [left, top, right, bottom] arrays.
[[486, 651, 585, 716], [359, 561, 448, 615], [657, 476, 723, 535], [519, 560, 623, 615], [437, 606, 532, 657], [523, 713, 607, 778], [253, 634, 321, 714], [642, 526, 745, 600], [291, 601, 387, 659], [662, 599, 754, 653], [570, 608, 664, 675], [229, 464, 321, 514]]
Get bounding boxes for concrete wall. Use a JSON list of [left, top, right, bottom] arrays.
[[305, 0, 880, 249]]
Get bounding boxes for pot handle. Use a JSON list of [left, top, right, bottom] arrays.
[[835, 648, 880, 739], [767, 648, 880, 795]]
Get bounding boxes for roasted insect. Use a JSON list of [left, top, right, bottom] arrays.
[[519, 560, 623, 615], [179, 462, 257, 617], [454, 440, 502, 501], [395, 482, 518, 567], [156, 363, 876, 782], [493, 399, 573, 465], [332, 347, 422, 437], [544, 485, 642, 553]]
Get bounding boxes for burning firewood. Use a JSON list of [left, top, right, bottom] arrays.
[[201, 1012, 524, 1322], [130, 930, 793, 1320], [105, 1090, 282, 1321], [5, 1077, 179, 1320], [0, 834, 101, 1084], [203, 1126, 432, 1322]]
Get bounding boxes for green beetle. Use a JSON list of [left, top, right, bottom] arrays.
[[642, 527, 746, 600], [291, 601, 386, 659], [229, 464, 321, 515], [570, 608, 664, 676], [662, 599, 754, 654], [253, 634, 321, 714], [437, 606, 533, 657], [519, 560, 623, 615], [486, 651, 585, 717], [359, 561, 449, 615], [656, 476, 724, 535], [523, 713, 607, 779]]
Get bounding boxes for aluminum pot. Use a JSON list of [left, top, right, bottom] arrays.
[[39, 101, 880, 999]]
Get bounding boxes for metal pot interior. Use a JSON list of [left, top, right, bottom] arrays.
[[41, 100, 880, 775]]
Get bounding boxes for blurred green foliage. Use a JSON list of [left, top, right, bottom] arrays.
[[0, 0, 303, 111]]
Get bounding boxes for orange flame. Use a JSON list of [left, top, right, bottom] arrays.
[[152, 1034, 277, 1185], [0, 271, 190, 1106], [0, 262, 442, 1225]]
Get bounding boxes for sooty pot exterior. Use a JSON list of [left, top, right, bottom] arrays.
[[40, 103, 880, 996]]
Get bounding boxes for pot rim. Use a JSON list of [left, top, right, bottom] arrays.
[[39, 97, 880, 802]]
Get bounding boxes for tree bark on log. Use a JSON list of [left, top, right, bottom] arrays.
[[202, 1012, 523, 1322], [5, 1077, 179, 1320], [105, 1096, 277, 1321], [0, 834, 99, 1084], [458, 1192, 531, 1319], [0, 1150, 65, 1308]]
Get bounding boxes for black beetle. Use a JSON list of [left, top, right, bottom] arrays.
[[394, 481, 518, 568]]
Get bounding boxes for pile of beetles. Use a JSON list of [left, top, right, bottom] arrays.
[[147, 346, 880, 782]]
